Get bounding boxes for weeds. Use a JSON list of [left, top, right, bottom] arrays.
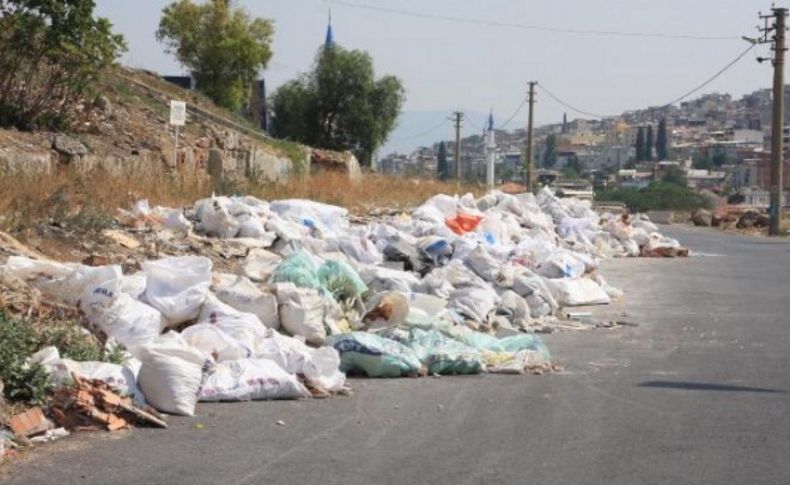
[[0, 310, 121, 406]]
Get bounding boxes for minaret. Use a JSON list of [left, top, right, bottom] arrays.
[[562, 112, 568, 134], [486, 110, 496, 190], [325, 9, 334, 48]]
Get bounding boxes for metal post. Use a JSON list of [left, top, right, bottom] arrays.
[[525, 81, 537, 192], [173, 125, 180, 167], [453, 111, 464, 188], [769, 8, 787, 235]]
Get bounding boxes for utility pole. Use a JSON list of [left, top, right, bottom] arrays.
[[452, 111, 464, 186], [525, 81, 537, 192], [757, 8, 788, 235]]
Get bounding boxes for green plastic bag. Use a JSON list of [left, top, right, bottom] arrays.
[[327, 332, 423, 378], [406, 329, 483, 375], [272, 251, 322, 290], [445, 328, 551, 361], [317, 260, 368, 301]]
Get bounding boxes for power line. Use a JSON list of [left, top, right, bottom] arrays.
[[324, 0, 738, 41], [662, 44, 756, 106], [538, 43, 757, 119], [390, 117, 449, 141], [499, 98, 528, 129], [537, 84, 610, 119]]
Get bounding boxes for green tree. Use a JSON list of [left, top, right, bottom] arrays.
[[635, 127, 645, 162], [646, 125, 654, 161], [661, 164, 687, 187], [692, 151, 713, 170], [542, 134, 558, 167], [0, 0, 126, 130], [271, 45, 405, 167], [656, 119, 669, 160], [436, 141, 449, 180], [157, 0, 274, 111]]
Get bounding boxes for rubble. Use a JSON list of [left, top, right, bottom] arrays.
[[0, 187, 687, 425]]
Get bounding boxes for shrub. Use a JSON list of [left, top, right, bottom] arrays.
[[0, 0, 126, 130], [596, 182, 706, 213]]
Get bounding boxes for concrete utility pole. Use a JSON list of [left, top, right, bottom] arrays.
[[525, 81, 537, 192], [486, 112, 496, 190], [758, 8, 788, 235], [452, 111, 464, 185]]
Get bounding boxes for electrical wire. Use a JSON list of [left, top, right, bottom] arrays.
[[538, 43, 757, 119], [324, 0, 738, 41], [662, 44, 756, 106], [390, 116, 450, 141], [499, 98, 528, 129]]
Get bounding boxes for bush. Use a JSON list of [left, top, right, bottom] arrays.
[[596, 182, 706, 213], [0, 0, 126, 130], [0, 310, 123, 405]]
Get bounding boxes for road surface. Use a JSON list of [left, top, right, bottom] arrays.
[[4, 226, 790, 485]]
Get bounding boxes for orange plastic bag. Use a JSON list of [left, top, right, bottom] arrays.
[[445, 213, 483, 235]]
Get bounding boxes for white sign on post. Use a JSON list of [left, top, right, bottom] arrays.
[[170, 100, 186, 166], [170, 100, 186, 126]]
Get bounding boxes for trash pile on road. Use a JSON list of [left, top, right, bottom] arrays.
[[0, 188, 686, 429]]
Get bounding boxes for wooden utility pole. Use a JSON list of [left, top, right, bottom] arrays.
[[525, 81, 537, 192], [758, 8, 788, 235], [452, 111, 464, 185]]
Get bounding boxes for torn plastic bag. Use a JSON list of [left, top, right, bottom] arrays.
[[327, 332, 424, 378], [2, 256, 76, 281], [143, 256, 212, 326], [446, 213, 484, 235], [212, 273, 279, 329], [137, 332, 209, 416], [199, 358, 309, 402], [363, 292, 409, 329], [275, 283, 327, 346], [545, 277, 612, 306], [163, 210, 192, 233], [494, 291, 532, 328], [406, 329, 483, 375], [317, 260, 368, 302]]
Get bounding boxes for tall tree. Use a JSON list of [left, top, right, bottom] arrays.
[[635, 127, 645, 162], [271, 45, 405, 167], [656, 119, 669, 160], [646, 125, 655, 161], [542, 134, 558, 167], [157, 0, 274, 111], [436, 141, 449, 180]]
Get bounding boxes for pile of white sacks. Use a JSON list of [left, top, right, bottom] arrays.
[[0, 188, 684, 417]]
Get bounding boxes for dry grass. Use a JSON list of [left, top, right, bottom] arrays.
[[0, 164, 483, 238]]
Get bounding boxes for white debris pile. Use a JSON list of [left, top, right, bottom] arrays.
[[0, 188, 685, 417]]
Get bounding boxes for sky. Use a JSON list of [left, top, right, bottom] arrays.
[[96, 0, 776, 153]]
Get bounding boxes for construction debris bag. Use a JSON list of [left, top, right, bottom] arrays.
[[256, 329, 346, 391], [199, 358, 309, 402], [545, 278, 612, 307], [327, 332, 423, 378], [406, 329, 484, 375], [275, 283, 328, 346], [181, 323, 251, 362], [242, 249, 282, 282], [137, 332, 208, 416], [212, 273, 279, 329], [197, 294, 269, 355], [143, 256, 212, 326]]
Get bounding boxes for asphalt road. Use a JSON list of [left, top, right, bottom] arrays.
[[4, 226, 790, 485]]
